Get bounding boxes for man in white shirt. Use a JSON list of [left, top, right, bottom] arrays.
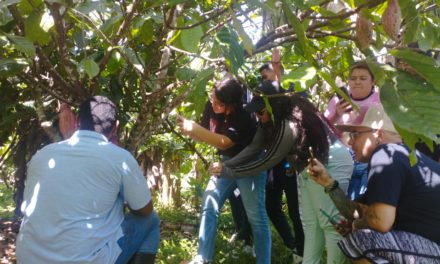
[[16, 96, 159, 264]]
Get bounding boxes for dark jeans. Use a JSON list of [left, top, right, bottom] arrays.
[[229, 193, 253, 245], [266, 160, 304, 256]]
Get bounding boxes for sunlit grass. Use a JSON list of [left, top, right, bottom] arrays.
[[156, 203, 294, 263]]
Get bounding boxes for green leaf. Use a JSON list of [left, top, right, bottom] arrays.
[[282, 1, 307, 58], [399, 0, 419, 44], [230, 9, 253, 55], [122, 46, 145, 73], [186, 67, 215, 113], [365, 58, 385, 87], [80, 58, 99, 78], [24, 11, 51, 45], [138, 19, 154, 46], [216, 27, 244, 74], [380, 72, 440, 145], [418, 19, 439, 51], [176, 68, 196, 81], [7, 34, 35, 57], [389, 48, 440, 92], [281, 66, 317, 90], [18, 0, 43, 15], [180, 25, 203, 53]]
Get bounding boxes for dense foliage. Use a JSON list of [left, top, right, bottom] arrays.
[[0, 0, 439, 210]]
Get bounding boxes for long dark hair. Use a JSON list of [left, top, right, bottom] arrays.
[[269, 94, 332, 167], [208, 78, 244, 134]]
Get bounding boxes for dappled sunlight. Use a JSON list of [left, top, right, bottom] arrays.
[[122, 162, 130, 173], [368, 146, 394, 177], [67, 133, 80, 146], [86, 223, 93, 229], [48, 158, 55, 169], [369, 145, 410, 179], [23, 183, 40, 217], [418, 165, 440, 187]]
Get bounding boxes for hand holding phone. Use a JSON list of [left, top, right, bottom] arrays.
[[336, 86, 353, 113]]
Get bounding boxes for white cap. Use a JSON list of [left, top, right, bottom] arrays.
[[336, 105, 397, 134]]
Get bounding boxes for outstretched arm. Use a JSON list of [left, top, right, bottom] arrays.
[[177, 115, 234, 150]]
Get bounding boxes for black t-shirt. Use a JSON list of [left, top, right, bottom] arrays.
[[362, 144, 440, 244], [201, 102, 256, 157]]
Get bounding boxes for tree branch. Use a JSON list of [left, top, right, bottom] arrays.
[[164, 118, 209, 167]]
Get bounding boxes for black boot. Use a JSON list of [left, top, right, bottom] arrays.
[[128, 253, 156, 264]]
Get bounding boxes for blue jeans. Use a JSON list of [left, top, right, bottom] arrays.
[[196, 172, 270, 263], [115, 211, 161, 264]]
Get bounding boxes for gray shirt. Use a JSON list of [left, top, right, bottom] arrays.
[[221, 119, 299, 178]]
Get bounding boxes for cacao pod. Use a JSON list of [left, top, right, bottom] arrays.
[[381, 0, 401, 41], [356, 14, 373, 50], [58, 103, 77, 139]]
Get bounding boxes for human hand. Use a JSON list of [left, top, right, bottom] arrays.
[[271, 48, 281, 64], [334, 218, 353, 237], [208, 162, 222, 176], [351, 210, 361, 231], [335, 99, 353, 117], [176, 115, 194, 137], [307, 158, 333, 187]]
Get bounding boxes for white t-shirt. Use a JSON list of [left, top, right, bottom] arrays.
[[16, 130, 151, 264]]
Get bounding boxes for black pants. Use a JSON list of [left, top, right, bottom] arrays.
[[266, 160, 304, 255]]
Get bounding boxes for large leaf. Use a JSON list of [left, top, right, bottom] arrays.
[[24, 11, 51, 45], [80, 58, 99, 78], [418, 19, 440, 51], [138, 19, 154, 46], [380, 72, 440, 145], [122, 46, 145, 73], [399, 0, 419, 44], [180, 25, 203, 53], [7, 34, 35, 57], [230, 9, 253, 55], [282, 66, 317, 91], [216, 27, 244, 74], [186, 67, 215, 114], [365, 58, 385, 87], [389, 48, 440, 92]]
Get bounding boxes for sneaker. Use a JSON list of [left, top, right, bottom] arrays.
[[242, 245, 256, 258], [292, 252, 303, 264]]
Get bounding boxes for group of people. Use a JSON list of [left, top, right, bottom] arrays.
[[15, 58, 440, 264]]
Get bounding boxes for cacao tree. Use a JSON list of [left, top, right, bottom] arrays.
[[0, 0, 439, 212]]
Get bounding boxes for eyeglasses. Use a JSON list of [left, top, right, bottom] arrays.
[[257, 109, 266, 116], [348, 129, 377, 140]]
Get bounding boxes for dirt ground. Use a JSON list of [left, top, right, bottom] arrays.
[[0, 219, 19, 264]]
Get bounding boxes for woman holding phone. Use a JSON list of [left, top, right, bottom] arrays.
[[209, 81, 353, 263], [324, 61, 381, 200]]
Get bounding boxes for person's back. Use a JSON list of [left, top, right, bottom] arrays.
[[17, 96, 158, 264]]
